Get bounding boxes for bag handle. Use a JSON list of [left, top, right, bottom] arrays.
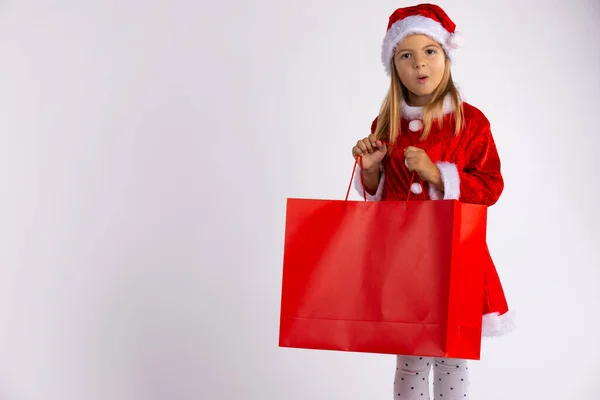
[[345, 152, 417, 208], [345, 156, 367, 201]]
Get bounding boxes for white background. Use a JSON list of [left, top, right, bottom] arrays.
[[1, 0, 599, 399]]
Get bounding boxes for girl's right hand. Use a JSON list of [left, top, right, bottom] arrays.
[[351, 135, 387, 171]]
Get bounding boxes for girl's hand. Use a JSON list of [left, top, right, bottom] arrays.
[[351, 135, 387, 171], [404, 146, 443, 189]]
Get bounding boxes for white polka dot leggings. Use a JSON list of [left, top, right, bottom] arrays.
[[394, 355, 469, 399]]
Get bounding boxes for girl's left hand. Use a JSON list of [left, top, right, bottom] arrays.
[[404, 146, 442, 186]]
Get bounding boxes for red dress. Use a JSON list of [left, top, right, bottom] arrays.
[[354, 96, 514, 338]]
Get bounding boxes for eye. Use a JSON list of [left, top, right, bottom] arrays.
[[426, 49, 437, 55], [399, 53, 411, 59]]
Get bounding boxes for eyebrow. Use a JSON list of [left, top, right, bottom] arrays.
[[396, 44, 440, 54]]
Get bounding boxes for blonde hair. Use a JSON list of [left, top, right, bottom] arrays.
[[373, 57, 464, 144]]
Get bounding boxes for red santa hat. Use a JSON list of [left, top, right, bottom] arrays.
[[381, 3, 462, 75]]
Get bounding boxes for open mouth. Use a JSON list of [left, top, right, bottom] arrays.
[[417, 76, 429, 83]]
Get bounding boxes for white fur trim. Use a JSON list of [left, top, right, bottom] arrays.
[[410, 182, 422, 194], [354, 163, 385, 201], [447, 31, 463, 49], [428, 184, 444, 200], [381, 15, 455, 75], [427, 161, 460, 200], [482, 310, 516, 338], [408, 119, 423, 132], [401, 94, 454, 120]]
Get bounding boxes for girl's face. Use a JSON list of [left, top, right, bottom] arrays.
[[393, 34, 446, 106]]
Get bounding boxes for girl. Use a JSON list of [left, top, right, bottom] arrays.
[[350, 4, 514, 400]]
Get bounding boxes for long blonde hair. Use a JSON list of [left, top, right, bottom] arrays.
[[373, 58, 464, 144]]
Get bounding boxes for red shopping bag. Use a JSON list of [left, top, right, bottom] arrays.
[[278, 159, 488, 360]]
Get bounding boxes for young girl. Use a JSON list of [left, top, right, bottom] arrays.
[[350, 4, 514, 399]]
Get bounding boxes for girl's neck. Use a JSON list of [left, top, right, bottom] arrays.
[[401, 92, 456, 120], [406, 92, 433, 107]]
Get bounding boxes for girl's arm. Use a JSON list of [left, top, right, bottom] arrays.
[[354, 163, 385, 201], [429, 118, 504, 206], [353, 116, 386, 201]]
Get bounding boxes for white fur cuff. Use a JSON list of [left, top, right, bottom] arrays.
[[428, 161, 460, 200], [482, 310, 516, 338], [354, 163, 385, 201]]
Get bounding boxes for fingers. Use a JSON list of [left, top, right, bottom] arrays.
[[363, 138, 374, 153], [404, 146, 424, 171], [404, 146, 423, 157], [374, 138, 387, 152], [367, 135, 389, 154], [404, 153, 421, 165], [404, 146, 425, 162], [368, 134, 380, 149], [352, 142, 368, 158], [353, 136, 385, 158], [405, 158, 418, 171]]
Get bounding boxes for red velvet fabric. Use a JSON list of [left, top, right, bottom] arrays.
[[386, 4, 456, 34], [372, 102, 504, 206]]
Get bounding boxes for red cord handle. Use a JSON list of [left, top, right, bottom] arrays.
[[345, 156, 367, 201], [345, 151, 417, 208]]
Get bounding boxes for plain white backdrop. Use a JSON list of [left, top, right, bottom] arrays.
[[0, 0, 599, 399]]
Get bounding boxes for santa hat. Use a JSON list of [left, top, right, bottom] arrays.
[[381, 3, 462, 75]]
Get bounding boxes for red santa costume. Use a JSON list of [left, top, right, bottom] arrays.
[[354, 4, 514, 340]]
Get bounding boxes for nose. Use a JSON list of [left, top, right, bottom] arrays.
[[413, 59, 426, 69], [414, 57, 425, 69]]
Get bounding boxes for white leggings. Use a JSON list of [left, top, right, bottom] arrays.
[[394, 355, 469, 399]]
